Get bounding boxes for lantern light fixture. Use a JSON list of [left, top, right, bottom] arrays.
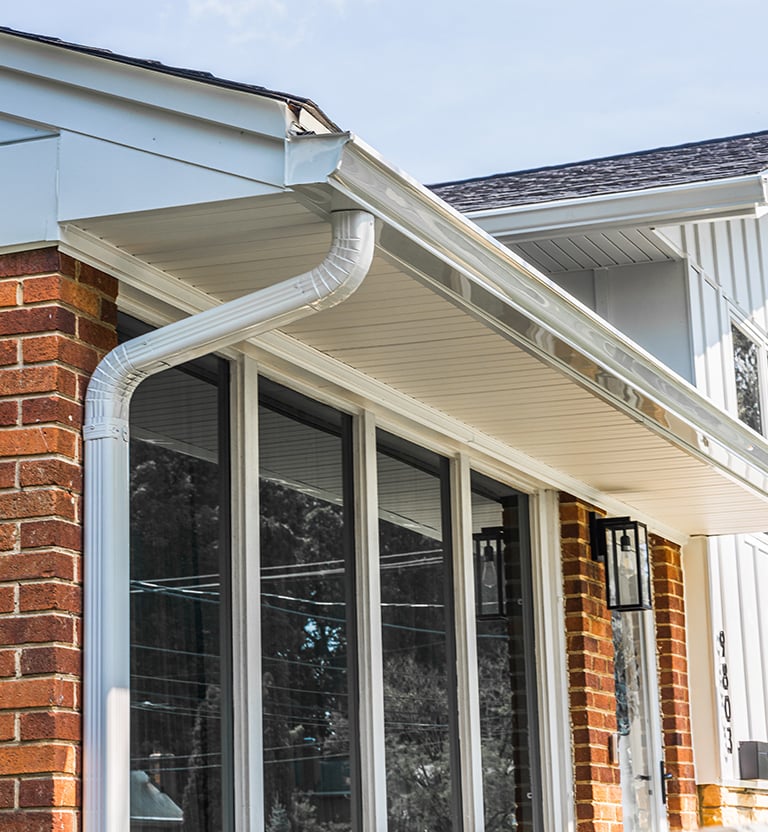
[[473, 526, 506, 619], [589, 513, 652, 611]]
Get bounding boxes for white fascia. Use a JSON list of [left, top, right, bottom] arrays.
[[286, 134, 768, 511], [82, 210, 374, 832], [0, 30, 295, 139], [464, 173, 768, 242]]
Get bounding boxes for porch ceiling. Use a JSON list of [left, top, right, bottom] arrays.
[[71, 190, 768, 539]]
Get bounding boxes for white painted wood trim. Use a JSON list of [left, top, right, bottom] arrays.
[[451, 455, 484, 831], [230, 356, 264, 830], [353, 410, 388, 831], [529, 490, 575, 832]]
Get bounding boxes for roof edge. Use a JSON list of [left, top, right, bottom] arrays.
[[463, 173, 768, 240], [0, 25, 341, 133]]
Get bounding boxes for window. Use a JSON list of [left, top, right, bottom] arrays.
[[128, 345, 232, 831], [124, 340, 543, 830], [258, 380, 359, 831], [732, 322, 763, 434]]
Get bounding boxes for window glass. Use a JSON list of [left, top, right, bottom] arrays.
[[471, 471, 540, 832], [129, 360, 232, 832], [377, 433, 459, 831], [732, 323, 763, 433], [259, 383, 357, 832]]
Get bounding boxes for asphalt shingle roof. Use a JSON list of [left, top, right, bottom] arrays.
[[430, 130, 768, 212]]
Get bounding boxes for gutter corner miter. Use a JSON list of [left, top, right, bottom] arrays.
[[82, 209, 375, 832]]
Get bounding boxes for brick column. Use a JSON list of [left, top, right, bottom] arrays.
[[560, 494, 623, 832], [0, 249, 117, 831], [651, 535, 698, 830]]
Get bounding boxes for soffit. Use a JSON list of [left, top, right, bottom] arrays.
[[71, 192, 768, 538], [509, 227, 674, 274]]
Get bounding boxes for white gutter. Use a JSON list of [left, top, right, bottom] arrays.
[[82, 209, 374, 832], [463, 172, 768, 241]]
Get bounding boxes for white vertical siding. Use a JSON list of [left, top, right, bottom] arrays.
[[687, 265, 731, 409], [708, 534, 768, 781]]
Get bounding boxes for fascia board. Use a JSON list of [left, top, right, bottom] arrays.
[[0, 65, 286, 184], [463, 175, 768, 242], [286, 134, 768, 508], [0, 32, 291, 139]]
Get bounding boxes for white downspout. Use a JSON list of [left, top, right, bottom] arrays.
[[83, 210, 375, 832]]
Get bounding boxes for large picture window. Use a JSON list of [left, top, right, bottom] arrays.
[[123, 338, 544, 831]]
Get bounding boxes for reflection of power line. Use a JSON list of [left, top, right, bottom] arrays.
[[132, 643, 220, 661]]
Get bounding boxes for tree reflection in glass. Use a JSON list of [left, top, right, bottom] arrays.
[[377, 437, 457, 831], [259, 397, 355, 832], [129, 361, 231, 832]]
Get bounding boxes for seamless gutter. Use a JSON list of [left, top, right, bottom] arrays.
[[287, 133, 768, 504], [462, 173, 768, 240]]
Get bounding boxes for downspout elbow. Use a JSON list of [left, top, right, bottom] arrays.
[[84, 209, 375, 435]]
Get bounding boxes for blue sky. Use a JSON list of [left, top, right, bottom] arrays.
[[2, 0, 768, 183]]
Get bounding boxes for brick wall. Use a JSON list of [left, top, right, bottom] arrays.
[[560, 494, 623, 832], [699, 784, 768, 826], [560, 495, 699, 832], [0, 249, 117, 831], [651, 535, 698, 830]]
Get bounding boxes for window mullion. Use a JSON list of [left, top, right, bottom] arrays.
[[231, 356, 264, 831], [354, 410, 389, 831], [451, 454, 484, 831]]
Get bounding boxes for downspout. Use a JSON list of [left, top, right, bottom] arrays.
[[82, 210, 375, 832]]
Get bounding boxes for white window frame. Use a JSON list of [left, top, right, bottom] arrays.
[[728, 310, 768, 436], [228, 354, 572, 831]]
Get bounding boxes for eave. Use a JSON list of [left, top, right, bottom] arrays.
[[460, 174, 768, 242]]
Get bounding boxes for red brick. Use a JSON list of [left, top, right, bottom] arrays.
[[0, 401, 18, 427], [19, 584, 80, 615], [0, 678, 76, 710], [22, 336, 99, 374], [23, 276, 100, 317], [21, 398, 82, 430], [0, 745, 76, 776], [0, 778, 14, 809], [0, 307, 75, 338], [0, 491, 76, 522], [19, 712, 80, 742], [18, 459, 81, 492], [21, 646, 80, 677], [0, 614, 76, 647], [0, 712, 15, 741], [0, 586, 14, 614], [0, 249, 60, 278], [0, 282, 18, 307], [0, 339, 17, 366], [0, 650, 15, 677], [0, 811, 77, 832], [19, 777, 78, 808], [0, 524, 17, 552], [75, 318, 116, 353], [0, 553, 76, 583], [19, 521, 81, 552], [0, 462, 15, 489], [0, 366, 76, 398]]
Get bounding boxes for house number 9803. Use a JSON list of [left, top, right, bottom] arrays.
[[717, 630, 733, 755]]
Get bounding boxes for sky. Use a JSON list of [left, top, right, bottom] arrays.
[[2, 0, 768, 184]]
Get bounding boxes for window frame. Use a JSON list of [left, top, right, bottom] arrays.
[[729, 312, 768, 436], [228, 357, 569, 831]]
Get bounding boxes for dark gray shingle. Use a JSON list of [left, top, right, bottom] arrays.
[[431, 131, 768, 212]]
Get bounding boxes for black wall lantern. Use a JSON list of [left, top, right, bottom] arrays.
[[473, 526, 505, 619], [589, 514, 652, 611]]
